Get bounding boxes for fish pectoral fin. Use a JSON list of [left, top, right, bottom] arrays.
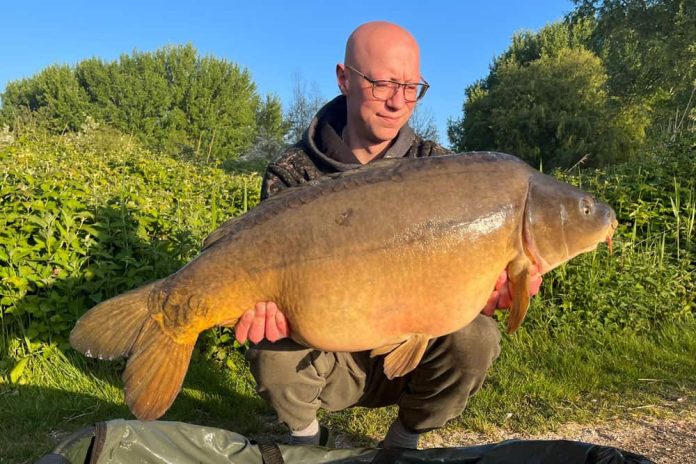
[[507, 259, 531, 334], [380, 333, 430, 380]]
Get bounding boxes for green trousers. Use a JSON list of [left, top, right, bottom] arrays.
[[246, 314, 501, 434]]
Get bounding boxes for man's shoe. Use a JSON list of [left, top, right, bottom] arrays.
[[318, 425, 336, 448]]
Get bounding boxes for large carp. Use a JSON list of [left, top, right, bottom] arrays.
[[70, 152, 617, 420]]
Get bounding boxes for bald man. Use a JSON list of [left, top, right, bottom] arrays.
[[237, 21, 541, 449]]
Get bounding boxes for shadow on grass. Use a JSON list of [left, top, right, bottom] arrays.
[[1, 351, 271, 464], [0, 201, 280, 462]]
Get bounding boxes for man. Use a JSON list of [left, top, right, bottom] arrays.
[[235, 21, 542, 449]]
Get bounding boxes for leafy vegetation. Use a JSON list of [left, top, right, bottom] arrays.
[[0, 127, 259, 351], [0, 45, 285, 165], [448, 0, 695, 168]]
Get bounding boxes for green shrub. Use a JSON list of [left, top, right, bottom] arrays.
[[1, 129, 693, 353], [0, 128, 260, 350], [523, 135, 695, 332]]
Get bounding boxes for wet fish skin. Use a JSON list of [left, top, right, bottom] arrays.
[[70, 152, 617, 420]]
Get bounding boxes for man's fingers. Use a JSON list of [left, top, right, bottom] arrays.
[[275, 309, 289, 338], [529, 266, 543, 296], [266, 301, 289, 341], [265, 302, 281, 342], [529, 274, 542, 296], [247, 302, 267, 344], [235, 310, 254, 344], [482, 290, 499, 317], [498, 283, 512, 309]]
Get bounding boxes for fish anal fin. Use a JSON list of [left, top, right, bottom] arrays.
[[381, 334, 430, 380], [507, 259, 531, 334], [370, 343, 401, 358], [122, 318, 196, 420]]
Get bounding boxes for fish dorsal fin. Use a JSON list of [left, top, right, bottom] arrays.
[[373, 333, 430, 380], [506, 259, 531, 333], [201, 157, 436, 251], [202, 215, 245, 250]]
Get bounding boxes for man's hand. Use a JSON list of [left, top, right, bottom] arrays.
[[235, 301, 290, 344], [481, 265, 542, 317]]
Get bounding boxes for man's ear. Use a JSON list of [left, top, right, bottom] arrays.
[[336, 64, 349, 95]]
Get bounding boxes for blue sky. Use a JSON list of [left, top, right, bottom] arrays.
[[1, 1, 575, 145]]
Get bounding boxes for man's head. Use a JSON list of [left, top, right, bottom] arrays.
[[336, 21, 422, 149]]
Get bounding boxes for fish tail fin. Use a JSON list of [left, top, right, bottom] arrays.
[[70, 279, 194, 420], [70, 280, 161, 360], [506, 260, 531, 334], [122, 318, 195, 420]]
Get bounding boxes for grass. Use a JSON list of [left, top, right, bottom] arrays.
[[1, 317, 694, 463], [0, 344, 265, 463]]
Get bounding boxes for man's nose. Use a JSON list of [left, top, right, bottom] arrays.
[[386, 86, 407, 109]]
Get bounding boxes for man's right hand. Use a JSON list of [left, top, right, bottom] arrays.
[[235, 301, 290, 344]]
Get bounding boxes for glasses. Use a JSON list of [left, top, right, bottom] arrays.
[[345, 65, 429, 102]]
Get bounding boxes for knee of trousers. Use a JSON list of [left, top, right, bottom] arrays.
[[428, 314, 501, 384], [398, 315, 502, 433], [456, 314, 502, 372], [245, 340, 325, 431]]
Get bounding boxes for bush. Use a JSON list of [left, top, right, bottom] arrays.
[[0, 128, 260, 350], [1, 129, 692, 352], [523, 133, 695, 331]]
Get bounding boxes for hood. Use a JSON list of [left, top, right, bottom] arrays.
[[302, 95, 416, 172]]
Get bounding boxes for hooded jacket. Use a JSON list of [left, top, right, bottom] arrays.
[[261, 95, 451, 200]]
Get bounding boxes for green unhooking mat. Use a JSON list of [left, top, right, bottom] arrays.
[[35, 419, 653, 464]]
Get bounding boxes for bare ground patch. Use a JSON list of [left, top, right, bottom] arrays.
[[421, 407, 695, 463]]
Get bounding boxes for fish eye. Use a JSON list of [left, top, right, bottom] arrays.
[[581, 198, 594, 216]]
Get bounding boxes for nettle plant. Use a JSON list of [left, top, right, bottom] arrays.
[[1, 130, 260, 349]]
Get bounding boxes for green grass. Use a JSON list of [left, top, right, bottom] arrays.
[[0, 343, 266, 464], [325, 317, 696, 441], [2, 317, 694, 463]]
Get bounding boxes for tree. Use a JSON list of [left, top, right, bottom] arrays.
[[232, 94, 288, 173], [450, 48, 646, 168], [285, 73, 325, 144], [570, 0, 696, 135], [409, 105, 439, 142], [1, 65, 89, 132], [1, 44, 266, 164]]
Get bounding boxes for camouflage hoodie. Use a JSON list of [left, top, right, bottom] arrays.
[[261, 95, 451, 199]]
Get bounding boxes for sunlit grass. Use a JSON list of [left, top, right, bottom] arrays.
[[326, 318, 696, 442], [0, 345, 265, 464]]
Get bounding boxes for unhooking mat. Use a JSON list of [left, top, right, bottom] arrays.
[[35, 419, 654, 464]]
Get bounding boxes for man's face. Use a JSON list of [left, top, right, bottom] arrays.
[[341, 44, 420, 144]]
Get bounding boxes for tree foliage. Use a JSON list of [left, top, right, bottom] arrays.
[[449, 0, 694, 167], [571, 0, 696, 134], [449, 23, 646, 168], [284, 73, 326, 144], [0, 45, 286, 164]]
